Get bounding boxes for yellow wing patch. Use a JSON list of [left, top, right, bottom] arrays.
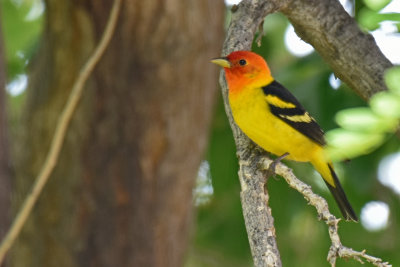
[[265, 95, 296, 109], [280, 112, 313, 123]]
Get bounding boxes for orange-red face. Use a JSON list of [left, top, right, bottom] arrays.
[[211, 51, 273, 93]]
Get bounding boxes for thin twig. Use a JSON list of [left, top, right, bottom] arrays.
[[261, 158, 392, 267], [0, 0, 122, 263]]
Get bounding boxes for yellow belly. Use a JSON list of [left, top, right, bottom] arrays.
[[229, 86, 321, 162]]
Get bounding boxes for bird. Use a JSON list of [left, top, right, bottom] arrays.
[[211, 50, 358, 221]]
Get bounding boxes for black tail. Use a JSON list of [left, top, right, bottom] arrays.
[[325, 165, 358, 222]]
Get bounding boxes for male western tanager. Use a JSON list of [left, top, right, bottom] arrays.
[[211, 50, 357, 221]]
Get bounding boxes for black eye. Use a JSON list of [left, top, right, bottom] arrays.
[[239, 59, 247, 66]]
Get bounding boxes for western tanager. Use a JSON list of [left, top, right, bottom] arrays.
[[211, 51, 357, 221]]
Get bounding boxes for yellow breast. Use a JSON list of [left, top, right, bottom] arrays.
[[229, 85, 321, 162]]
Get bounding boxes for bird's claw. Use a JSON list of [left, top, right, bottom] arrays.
[[264, 152, 290, 179]]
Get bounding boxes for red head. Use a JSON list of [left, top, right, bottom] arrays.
[[211, 51, 273, 93]]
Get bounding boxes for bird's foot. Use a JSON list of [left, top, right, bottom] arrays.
[[264, 152, 290, 180], [261, 152, 289, 194]]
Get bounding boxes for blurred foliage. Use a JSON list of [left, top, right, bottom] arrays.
[[0, 0, 43, 79], [358, 0, 400, 30], [1, 0, 43, 134], [326, 67, 400, 161], [327, 0, 400, 161], [1, 1, 399, 267], [188, 4, 400, 267]]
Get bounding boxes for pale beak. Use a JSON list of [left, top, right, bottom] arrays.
[[210, 57, 231, 68]]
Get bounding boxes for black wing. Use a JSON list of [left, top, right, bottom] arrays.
[[262, 80, 325, 146]]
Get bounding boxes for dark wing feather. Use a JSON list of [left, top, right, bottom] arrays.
[[262, 80, 325, 146]]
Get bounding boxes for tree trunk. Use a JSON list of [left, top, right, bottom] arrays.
[[11, 1, 224, 266]]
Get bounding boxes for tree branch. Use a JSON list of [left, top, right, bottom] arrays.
[[261, 159, 392, 267], [219, 0, 393, 266], [0, 0, 122, 263], [280, 0, 393, 100], [220, 2, 282, 266]]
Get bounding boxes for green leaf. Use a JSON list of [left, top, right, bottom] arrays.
[[385, 66, 400, 95], [380, 12, 400, 22], [335, 107, 396, 132], [325, 129, 385, 161], [370, 91, 400, 119], [358, 8, 400, 31], [358, 9, 382, 30], [363, 0, 392, 11]]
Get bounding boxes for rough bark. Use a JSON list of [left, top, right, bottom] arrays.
[[281, 0, 393, 99], [219, 0, 392, 266], [0, 18, 11, 267], [11, 1, 224, 267]]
